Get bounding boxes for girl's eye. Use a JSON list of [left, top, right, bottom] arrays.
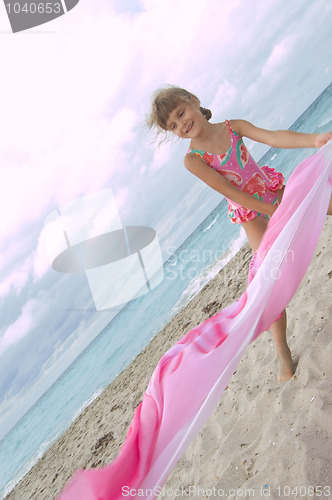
[[179, 111, 184, 117]]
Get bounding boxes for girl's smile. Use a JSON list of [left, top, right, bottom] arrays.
[[186, 121, 194, 133]]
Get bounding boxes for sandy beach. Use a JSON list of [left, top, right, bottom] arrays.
[[6, 217, 332, 500]]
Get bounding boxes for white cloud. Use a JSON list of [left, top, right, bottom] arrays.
[[151, 141, 174, 171], [33, 224, 54, 281], [0, 299, 38, 354], [261, 35, 297, 79], [0, 257, 32, 298], [210, 80, 239, 120]]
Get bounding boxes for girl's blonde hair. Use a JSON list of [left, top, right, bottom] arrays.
[[147, 85, 212, 142]]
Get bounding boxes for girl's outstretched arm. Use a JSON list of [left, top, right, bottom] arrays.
[[184, 154, 276, 217], [232, 120, 332, 149]]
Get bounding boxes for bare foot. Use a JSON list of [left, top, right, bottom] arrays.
[[277, 346, 294, 382]]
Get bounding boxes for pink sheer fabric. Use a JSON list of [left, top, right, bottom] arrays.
[[58, 142, 332, 500]]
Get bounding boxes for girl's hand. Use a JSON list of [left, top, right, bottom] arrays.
[[314, 132, 332, 148]]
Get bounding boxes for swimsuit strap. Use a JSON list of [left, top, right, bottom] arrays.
[[225, 119, 234, 135], [225, 120, 240, 137]]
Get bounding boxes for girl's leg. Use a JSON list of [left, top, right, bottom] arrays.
[[241, 216, 294, 381], [327, 194, 332, 215], [270, 310, 294, 381]]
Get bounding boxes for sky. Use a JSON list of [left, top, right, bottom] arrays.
[[0, 0, 331, 439]]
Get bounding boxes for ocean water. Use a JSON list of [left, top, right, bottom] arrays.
[[1, 82, 331, 498]]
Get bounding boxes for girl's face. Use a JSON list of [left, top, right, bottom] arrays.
[[166, 100, 204, 139]]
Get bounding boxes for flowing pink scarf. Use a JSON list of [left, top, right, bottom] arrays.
[[58, 142, 332, 500]]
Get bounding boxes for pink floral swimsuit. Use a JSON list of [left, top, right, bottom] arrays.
[[187, 120, 285, 224]]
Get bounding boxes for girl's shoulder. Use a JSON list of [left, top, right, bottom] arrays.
[[184, 149, 205, 169], [225, 119, 245, 137]]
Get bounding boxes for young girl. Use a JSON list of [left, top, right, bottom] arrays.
[[147, 86, 332, 381]]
